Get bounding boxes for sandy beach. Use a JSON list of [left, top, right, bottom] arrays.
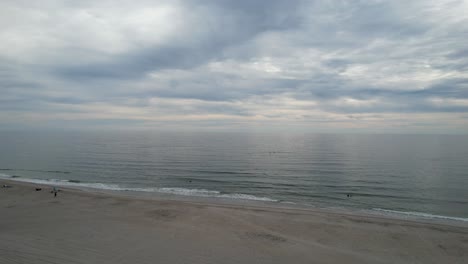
[[1, 180, 467, 264]]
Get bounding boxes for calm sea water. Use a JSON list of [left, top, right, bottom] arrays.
[[1, 131, 468, 219]]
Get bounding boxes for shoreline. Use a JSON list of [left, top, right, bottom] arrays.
[[2, 177, 468, 228], [2, 179, 468, 263]]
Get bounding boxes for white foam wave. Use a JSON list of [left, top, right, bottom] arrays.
[[138, 187, 277, 201], [0, 174, 276, 202], [372, 208, 468, 222]]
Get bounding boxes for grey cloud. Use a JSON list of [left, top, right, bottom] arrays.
[[447, 49, 468, 59], [54, 0, 302, 81], [340, 1, 429, 38], [137, 77, 310, 101], [281, 76, 468, 114], [1, 0, 468, 131], [317, 78, 468, 100]]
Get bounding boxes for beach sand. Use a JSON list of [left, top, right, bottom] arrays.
[[1, 180, 468, 264]]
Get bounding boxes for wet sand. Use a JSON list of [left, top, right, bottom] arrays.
[[1, 180, 468, 264]]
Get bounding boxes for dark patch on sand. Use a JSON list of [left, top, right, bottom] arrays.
[[92, 196, 110, 201], [110, 199, 131, 206], [438, 244, 447, 252], [146, 209, 179, 220], [344, 217, 386, 226], [246, 232, 287, 242]]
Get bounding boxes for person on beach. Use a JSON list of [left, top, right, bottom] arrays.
[[53, 187, 57, 197]]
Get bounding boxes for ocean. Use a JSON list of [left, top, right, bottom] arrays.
[[1, 131, 468, 220]]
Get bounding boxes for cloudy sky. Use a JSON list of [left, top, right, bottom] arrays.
[[1, 0, 468, 133]]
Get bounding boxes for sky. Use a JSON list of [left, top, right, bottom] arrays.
[[1, 0, 468, 133]]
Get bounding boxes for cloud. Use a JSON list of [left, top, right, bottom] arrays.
[[1, 0, 468, 133]]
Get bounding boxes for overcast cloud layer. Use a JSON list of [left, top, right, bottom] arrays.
[[1, 0, 468, 133]]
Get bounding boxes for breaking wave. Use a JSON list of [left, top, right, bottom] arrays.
[[372, 208, 468, 222], [0, 173, 277, 202]]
